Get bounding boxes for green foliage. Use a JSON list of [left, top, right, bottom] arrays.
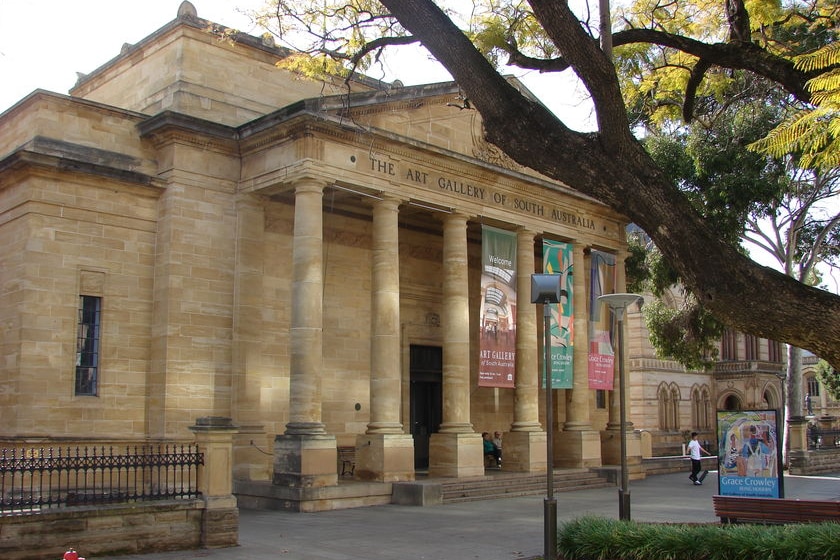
[[644, 298, 722, 370], [816, 359, 840, 400], [626, 234, 723, 370], [749, 44, 840, 171], [558, 516, 840, 560]]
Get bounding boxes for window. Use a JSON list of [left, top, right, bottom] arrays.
[[768, 340, 782, 362], [744, 334, 759, 360], [75, 295, 101, 396], [595, 389, 606, 409], [807, 376, 821, 398], [721, 329, 738, 360]]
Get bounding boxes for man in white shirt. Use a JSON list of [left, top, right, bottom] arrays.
[[688, 431, 711, 485]]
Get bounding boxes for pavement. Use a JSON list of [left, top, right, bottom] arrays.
[[98, 470, 840, 560]]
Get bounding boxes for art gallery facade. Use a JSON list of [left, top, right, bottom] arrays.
[[3, 2, 829, 512]]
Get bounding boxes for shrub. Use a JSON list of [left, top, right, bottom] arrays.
[[557, 517, 840, 560]]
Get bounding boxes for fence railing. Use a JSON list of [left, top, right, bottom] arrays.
[[807, 428, 840, 450], [0, 444, 203, 514]]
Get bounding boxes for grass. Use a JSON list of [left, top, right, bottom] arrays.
[[557, 517, 840, 560]]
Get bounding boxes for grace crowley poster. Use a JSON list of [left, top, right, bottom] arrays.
[[542, 239, 573, 389], [717, 409, 783, 498], [479, 226, 517, 388], [588, 250, 616, 390]]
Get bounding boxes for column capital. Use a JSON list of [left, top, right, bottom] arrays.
[[292, 177, 328, 194]]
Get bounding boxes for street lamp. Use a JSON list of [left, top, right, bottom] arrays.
[[597, 293, 643, 521], [531, 274, 564, 560]]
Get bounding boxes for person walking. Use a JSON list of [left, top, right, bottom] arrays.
[[688, 432, 711, 485]]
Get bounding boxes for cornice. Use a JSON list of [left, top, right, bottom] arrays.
[[0, 139, 162, 189]]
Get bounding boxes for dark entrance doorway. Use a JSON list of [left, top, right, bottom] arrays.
[[410, 345, 442, 470]]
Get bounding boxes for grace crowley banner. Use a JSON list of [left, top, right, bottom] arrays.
[[542, 240, 573, 389], [588, 251, 617, 390], [479, 226, 517, 388], [717, 409, 783, 498]]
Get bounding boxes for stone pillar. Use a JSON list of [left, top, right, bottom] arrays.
[[505, 228, 547, 473], [356, 196, 415, 482], [556, 244, 602, 468], [232, 194, 268, 481], [600, 250, 642, 476], [190, 417, 239, 549], [429, 213, 483, 478], [274, 179, 337, 488], [787, 415, 810, 474]]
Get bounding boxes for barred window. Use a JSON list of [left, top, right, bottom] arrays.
[[75, 295, 101, 396]]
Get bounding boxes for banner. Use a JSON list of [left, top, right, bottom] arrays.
[[588, 251, 617, 389], [479, 226, 517, 388], [542, 240, 573, 389], [717, 410, 783, 498]]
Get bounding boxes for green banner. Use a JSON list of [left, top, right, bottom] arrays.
[[542, 240, 573, 389]]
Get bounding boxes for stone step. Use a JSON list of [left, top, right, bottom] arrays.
[[440, 469, 613, 503]]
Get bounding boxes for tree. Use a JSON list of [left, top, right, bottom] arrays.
[[255, 0, 840, 370], [816, 359, 840, 401]]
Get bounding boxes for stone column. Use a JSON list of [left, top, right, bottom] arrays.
[[429, 212, 483, 478], [504, 228, 547, 473], [274, 179, 337, 488], [356, 196, 415, 482], [190, 417, 239, 549], [600, 250, 642, 476], [232, 194, 268, 481], [556, 244, 602, 468]]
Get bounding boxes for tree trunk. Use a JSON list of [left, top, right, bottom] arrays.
[[380, 0, 840, 370]]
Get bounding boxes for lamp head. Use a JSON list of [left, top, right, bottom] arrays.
[[530, 274, 563, 304]]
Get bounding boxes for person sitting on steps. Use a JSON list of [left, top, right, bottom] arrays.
[[483, 431, 501, 467]]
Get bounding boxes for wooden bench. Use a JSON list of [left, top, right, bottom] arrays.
[[713, 495, 840, 524], [338, 446, 356, 477]]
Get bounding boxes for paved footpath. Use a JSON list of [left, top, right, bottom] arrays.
[[98, 471, 840, 560]]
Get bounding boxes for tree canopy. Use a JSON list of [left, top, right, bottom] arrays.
[[254, 0, 840, 369]]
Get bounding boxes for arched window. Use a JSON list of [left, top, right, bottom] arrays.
[[658, 385, 669, 430], [691, 388, 701, 429], [702, 387, 712, 429], [670, 384, 681, 431], [723, 394, 741, 411]]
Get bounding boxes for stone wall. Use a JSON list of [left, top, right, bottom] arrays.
[[789, 448, 840, 475], [0, 500, 238, 560]]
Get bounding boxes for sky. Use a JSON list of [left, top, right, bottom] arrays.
[[1, 0, 836, 291], [0, 0, 596, 128]]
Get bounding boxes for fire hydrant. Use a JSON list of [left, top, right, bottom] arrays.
[[63, 548, 86, 560]]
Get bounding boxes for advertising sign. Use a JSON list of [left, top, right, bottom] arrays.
[[717, 409, 783, 498]]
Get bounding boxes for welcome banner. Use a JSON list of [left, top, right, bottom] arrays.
[[588, 251, 617, 389], [542, 240, 573, 389], [479, 226, 517, 388]]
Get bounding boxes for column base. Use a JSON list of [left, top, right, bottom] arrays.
[[273, 433, 338, 488], [555, 429, 603, 468], [233, 427, 271, 482], [787, 416, 809, 452], [500, 430, 547, 473], [428, 432, 484, 478], [600, 428, 644, 479], [354, 433, 416, 482]]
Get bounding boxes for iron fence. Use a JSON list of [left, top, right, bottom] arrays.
[[807, 427, 840, 450], [0, 444, 203, 514]]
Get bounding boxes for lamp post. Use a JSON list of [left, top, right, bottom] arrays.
[[531, 274, 564, 560], [597, 293, 642, 521]]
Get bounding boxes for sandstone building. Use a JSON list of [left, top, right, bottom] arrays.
[[2, 2, 827, 511]]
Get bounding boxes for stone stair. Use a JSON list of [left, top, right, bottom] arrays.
[[440, 468, 613, 504]]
